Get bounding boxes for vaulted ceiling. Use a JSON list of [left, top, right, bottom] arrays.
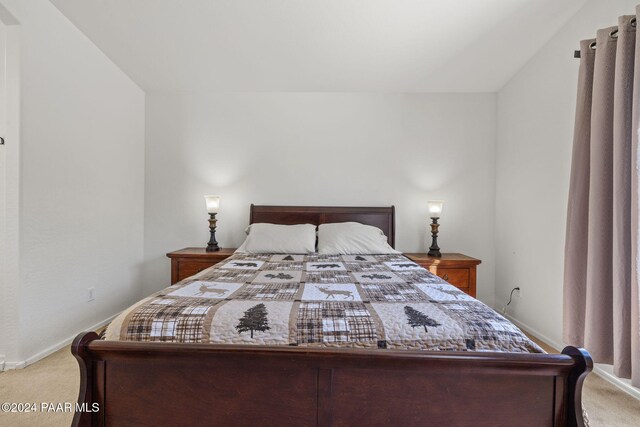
[[51, 0, 586, 92]]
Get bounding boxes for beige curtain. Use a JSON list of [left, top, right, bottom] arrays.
[[564, 10, 640, 388]]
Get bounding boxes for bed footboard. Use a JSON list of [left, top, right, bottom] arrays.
[[72, 332, 591, 427]]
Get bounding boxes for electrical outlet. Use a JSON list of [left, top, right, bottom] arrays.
[[87, 287, 95, 302]]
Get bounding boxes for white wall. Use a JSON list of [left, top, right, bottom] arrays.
[[496, 0, 639, 346], [0, 7, 20, 368], [144, 92, 497, 305], [0, 0, 145, 366], [0, 16, 10, 366]]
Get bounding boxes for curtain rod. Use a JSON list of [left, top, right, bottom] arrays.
[[574, 20, 635, 58], [575, 40, 600, 58]]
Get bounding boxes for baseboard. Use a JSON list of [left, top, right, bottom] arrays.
[[505, 314, 640, 401], [0, 315, 116, 371], [0, 358, 26, 370], [592, 363, 640, 401]]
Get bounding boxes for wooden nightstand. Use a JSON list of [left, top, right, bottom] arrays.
[[403, 253, 481, 297], [167, 247, 237, 284]]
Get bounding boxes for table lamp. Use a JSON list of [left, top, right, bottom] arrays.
[[427, 200, 443, 257], [204, 195, 221, 252]]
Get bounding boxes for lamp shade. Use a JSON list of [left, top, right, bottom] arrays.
[[204, 195, 220, 213], [427, 200, 444, 218]]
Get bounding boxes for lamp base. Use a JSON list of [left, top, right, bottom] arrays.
[[428, 217, 441, 257], [427, 248, 442, 257], [206, 213, 220, 252]]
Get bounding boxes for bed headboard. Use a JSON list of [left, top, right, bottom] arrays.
[[249, 205, 396, 248]]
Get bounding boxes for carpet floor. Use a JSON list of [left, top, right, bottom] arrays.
[[528, 336, 640, 427], [1, 338, 639, 426]]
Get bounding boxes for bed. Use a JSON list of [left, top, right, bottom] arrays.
[[72, 205, 591, 427]]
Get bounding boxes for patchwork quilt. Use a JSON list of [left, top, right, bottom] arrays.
[[105, 253, 543, 353]]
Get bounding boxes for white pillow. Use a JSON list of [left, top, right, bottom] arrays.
[[317, 222, 399, 255], [236, 223, 316, 254]]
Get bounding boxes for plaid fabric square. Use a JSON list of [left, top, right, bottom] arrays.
[[360, 283, 427, 302], [125, 298, 218, 342], [396, 270, 444, 284], [322, 318, 349, 342], [296, 302, 376, 344], [306, 254, 341, 262], [443, 303, 523, 342], [232, 254, 272, 261], [263, 262, 304, 271], [374, 255, 407, 263], [343, 262, 386, 272], [150, 298, 175, 305], [234, 283, 299, 301], [304, 271, 352, 283], [182, 306, 210, 315], [197, 270, 257, 283], [296, 303, 323, 343], [150, 319, 176, 338], [346, 314, 377, 340]]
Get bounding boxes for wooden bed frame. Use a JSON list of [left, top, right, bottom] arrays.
[[72, 205, 591, 427]]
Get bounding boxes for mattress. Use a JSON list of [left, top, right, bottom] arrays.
[[105, 253, 543, 353]]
